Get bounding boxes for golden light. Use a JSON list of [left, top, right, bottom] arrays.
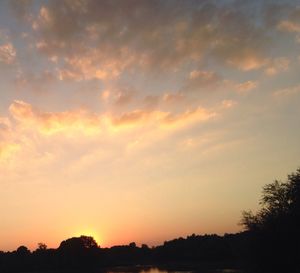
[[73, 228, 102, 247]]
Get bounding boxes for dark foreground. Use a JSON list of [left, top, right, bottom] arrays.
[[0, 233, 250, 272], [1, 168, 300, 273], [0, 232, 293, 273], [14, 266, 247, 273]]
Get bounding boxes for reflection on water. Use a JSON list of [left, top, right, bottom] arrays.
[[106, 266, 243, 273], [28, 267, 244, 273]]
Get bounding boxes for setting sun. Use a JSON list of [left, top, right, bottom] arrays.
[[74, 230, 102, 246]]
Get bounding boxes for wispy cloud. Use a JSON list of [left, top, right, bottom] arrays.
[[10, 0, 278, 81], [0, 29, 16, 65], [235, 81, 258, 93], [273, 84, 300, 98]]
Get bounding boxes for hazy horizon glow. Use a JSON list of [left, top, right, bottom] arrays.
[[1, 0, 300, 251]]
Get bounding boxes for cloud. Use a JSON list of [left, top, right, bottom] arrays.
[[4, 98, 225, 140], [0, 29, 17, 73], [0, 98, 235, 167], [0, 98, 235, 179], [57, 48, 137, 81], [14, 70, 56, 92], [183, 70, 222, 92], [0, 117, 10, 131], [113, 91, 135, 106], [225, 51, 268, 71], [101, 85, 186, 113], [235, 81, 258, 93], [264, 57, 290, 76], [9, 100, 102, 136], [0, 43, 16, 65], [101, 85, 137, 107], [221, 100, 237, 109], [10, 0, 276, 80], [189, 70, 218, 81], [0, 117, 19, 162], [161, 107, 216, 129], [277, 6, 300, 34], [276, 7, 300, 43], [0, 142, 20, 162], [0, 27, 17, 65], [112, 106, 216, 131], [278, 20, 300, 33], [162, 93, 185, 104], [10, 0, 34, 21], [273, 84, 300, 98], [111, 110, 151, 127]]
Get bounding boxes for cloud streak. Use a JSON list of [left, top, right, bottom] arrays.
[[0, 97, 237, 170], [7, 100, 220, 137]]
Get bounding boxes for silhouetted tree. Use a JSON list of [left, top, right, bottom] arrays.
[[16, 246, 30, 256], [58, 236, 99, 269], [0, 233, 248, 272], [129, 242, 136, 248], [37, 242, 47, 251], [59, 235, 98, 252], [241, 168, 300, 271], [141, 244, 149, 249]]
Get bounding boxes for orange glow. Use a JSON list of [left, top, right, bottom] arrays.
[[73, 229, 102, 246], [1, 0, 300, 253]]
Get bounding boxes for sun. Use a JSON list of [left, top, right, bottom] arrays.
[[74, 228, 102, 246]]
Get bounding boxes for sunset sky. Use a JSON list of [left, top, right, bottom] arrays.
[[0, 0, 300, 251]]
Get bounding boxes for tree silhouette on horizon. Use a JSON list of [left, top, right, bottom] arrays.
[[1, 168, 299, 272], [241, 168, 300, 271]]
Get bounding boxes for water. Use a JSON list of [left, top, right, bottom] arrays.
[[106, 266, 243, 273], [28, 266, 245, 273]]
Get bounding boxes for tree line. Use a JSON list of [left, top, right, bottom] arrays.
[[0, 168, 299, 272]]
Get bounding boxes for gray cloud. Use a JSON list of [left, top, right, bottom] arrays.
[[14, 70, 56, 91], [182, 70, 222, 92], [10, 0, 283, 79]]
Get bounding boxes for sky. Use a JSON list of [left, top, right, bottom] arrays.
[[0, 0, 300, 251]]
